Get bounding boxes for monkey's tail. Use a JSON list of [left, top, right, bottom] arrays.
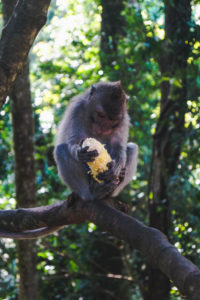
[[0, 225, 65, 239]]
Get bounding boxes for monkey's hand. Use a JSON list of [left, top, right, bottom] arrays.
[[78, 146, 98, 163], [118, 167, 126, 184], [90, 161, 119, 199], [96, 161, 116, 183], [92, 178, 119, 200]]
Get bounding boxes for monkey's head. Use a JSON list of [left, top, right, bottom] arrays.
[[87, 81, 127, 137]]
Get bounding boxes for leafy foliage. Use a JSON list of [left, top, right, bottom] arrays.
[[0, 0, 200, 299]]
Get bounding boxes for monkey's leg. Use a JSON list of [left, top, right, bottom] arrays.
[[112, 142, 139, 197], [89, 176, 119, 200], [54, 144, 93, 201]]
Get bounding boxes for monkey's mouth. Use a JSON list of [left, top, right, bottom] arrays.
[[100, 130, 112, 137], [93, 125, 112, 137]]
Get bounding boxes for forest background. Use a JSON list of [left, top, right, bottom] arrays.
[[0, 0, 200, 299]]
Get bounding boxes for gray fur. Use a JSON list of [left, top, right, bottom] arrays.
[[112, 143, 138, 197], [54, 82, 138, 200]]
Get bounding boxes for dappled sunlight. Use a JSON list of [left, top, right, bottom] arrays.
[[0, 0, 200, 299]]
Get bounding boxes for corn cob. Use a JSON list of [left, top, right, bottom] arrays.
[[82, 138, 112, 183]]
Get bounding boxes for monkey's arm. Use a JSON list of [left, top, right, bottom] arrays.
[[112, 142, 138, 197], [109, 144, 127, 176], [63, 137, 98, 162], [54, 142, 99, 201], [64, 137, 82, 161]]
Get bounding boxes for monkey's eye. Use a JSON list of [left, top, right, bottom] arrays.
[[112, 121, 120, 129], [96, 111, 106, 119]]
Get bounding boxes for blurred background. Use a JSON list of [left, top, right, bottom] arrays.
[[0, 0, 200, 299]]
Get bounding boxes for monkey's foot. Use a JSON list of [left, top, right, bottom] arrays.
[[66, 193, 80, 208]]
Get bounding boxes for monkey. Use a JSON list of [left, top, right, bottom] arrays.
[[0, 81, 138, 239], [54, 81, 138, 201]]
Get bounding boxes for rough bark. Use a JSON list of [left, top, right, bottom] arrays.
[[10, 63, 36, 209], [147, 0, 192, 299], [11, 63, 38, 300], [0, 0, 51, 109], [0, 195, 199, 300], [2, 1, 39, 299]]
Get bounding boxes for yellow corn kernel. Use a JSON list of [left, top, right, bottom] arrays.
[[82, 138, 112, 183]]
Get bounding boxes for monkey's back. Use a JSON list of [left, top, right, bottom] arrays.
[[55, 91, 89, 145]]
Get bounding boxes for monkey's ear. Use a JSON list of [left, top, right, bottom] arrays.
[[90, 84, 96, 96], [115, 80, 122, 88]]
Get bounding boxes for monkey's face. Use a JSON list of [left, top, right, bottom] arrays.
[[88, 81, 127, 137], [91, 111, 122, 136], [88, 101, 125, 137]]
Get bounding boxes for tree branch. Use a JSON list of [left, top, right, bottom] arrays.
[[0, 0, 51, 108], [0, 194, 199, 299]]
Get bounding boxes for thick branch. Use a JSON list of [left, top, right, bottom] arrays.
[[0, 0, 51, 108], [0, 195, 199, 299]]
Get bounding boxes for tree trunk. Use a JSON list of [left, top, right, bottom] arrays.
[[147, 0, 192, 299], [2, 2, 39, 299], [11, 62, 39, 300], [100, 0, 126, 72]]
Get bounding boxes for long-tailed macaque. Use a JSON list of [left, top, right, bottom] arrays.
[[0, 81, 138, 239], [54, 81, 138, 201]]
